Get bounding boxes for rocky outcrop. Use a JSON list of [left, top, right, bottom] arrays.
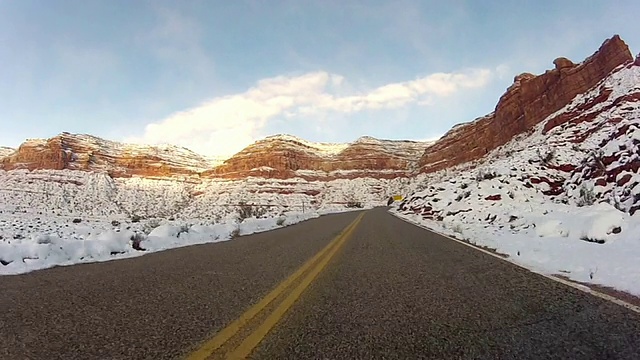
[[1, 133, 429, 180], [419, 35, 633, 173], [0, 133, 212, 178], [203, 135, 428, 180]]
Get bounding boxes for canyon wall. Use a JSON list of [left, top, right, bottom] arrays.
[[419, 35, 633, 172]]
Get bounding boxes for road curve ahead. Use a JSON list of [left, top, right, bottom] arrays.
[[1, 208, 640, 359]]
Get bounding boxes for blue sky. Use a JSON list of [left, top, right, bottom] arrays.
[[1, 0, 638, 157]]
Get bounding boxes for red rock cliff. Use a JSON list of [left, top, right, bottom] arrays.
[[0, 133, 211, 178], [2, 133, 429, 180], [203, 135, 428, 180], [419, 35, 633, 173]]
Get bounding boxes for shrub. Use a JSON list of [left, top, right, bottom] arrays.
[[231, 226, 240, 239], [72, 218, 82, 224], [111, 220, 120, 227], [537, 148, 555, 163], [131, 233, 146, 251], [475, 169, 497, 182], [276, 217, 286, 226], [131, 214, 142, 223], [455, 191, 471, 202], [177, 224, 190, 237], [237, 202, 254, 223], [346, 201, 363, 208], [577, 185, 596, 207], [583, 149, 605, 171]]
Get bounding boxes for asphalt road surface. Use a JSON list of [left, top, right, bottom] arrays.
[[2, 208, 640, 359]]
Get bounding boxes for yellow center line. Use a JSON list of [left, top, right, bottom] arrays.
[[185, 212, 365, 360], [227, 213, 364, 359]]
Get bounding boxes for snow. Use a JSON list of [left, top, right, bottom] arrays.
[[0, 206, 320, 274], [263, 134, 349, 156], [0, 167, 396, 275], [394, 201, 640, 296], [394, 63, 640, 297], [258, 133, 431, 163], [535, 220, 569, 238]]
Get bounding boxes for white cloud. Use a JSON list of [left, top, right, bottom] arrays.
[[130, 68, 492, 158]]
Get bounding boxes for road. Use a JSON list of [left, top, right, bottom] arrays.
[[1, 208, 640, 359]]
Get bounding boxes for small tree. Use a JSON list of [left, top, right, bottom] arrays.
[[236, 201, 253, 223]]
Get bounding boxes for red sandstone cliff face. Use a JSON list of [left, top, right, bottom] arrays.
[[419, 35, 634, 173], [202, 135, 428, 180], [0, 133, 211, 178], [1, 133, 428, 180]]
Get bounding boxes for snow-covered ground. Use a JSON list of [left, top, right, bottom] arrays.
[[394, 63, 640, 297], [0, 207, 320, 275], [0, 169, 393, 275]]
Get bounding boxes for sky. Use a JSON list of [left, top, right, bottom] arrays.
[[1, 0, 638, 158]]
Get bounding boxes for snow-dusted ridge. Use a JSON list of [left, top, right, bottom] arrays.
[[249, 133, 432, 160], [262, 134, 350, 156]]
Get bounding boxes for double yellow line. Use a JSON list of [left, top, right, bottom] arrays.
[[186, 212, 365, 360]]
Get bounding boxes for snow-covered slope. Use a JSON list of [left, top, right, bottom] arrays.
[[394, 62, 640, 296], [0, 166, 408, 274]]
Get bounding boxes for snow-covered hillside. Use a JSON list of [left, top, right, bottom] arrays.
[[394, 63, 640, 296], [0, 168, 404, 274]]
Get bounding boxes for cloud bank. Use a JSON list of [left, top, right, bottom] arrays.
[[132, 68, 492, 158]]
